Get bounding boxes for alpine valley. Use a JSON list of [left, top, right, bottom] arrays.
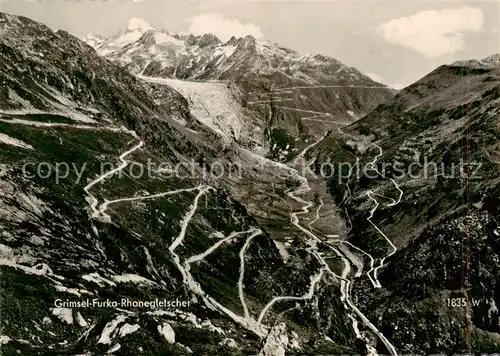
[[0, 13, 499, 356]]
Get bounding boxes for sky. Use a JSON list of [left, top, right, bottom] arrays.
[[1, 0, 499, 89]]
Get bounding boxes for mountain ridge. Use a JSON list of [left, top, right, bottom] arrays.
[[85, 17, 390, 87], [84, 17, 395, 163], [304, 51, 500, 353]]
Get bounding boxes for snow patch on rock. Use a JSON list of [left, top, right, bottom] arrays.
[[82, 272, 117, 287], [75, 312, 88, 327], [0, 132, 33, 150], [0, 335, 12, 344], [110, 273, 155, 285], [51, 308, 73, 325], [118, 323, 140, 338], [97, 315, 128, 345], [107, 343, 121, 354], [273, 240, 290, 262], [157, 322, 175, 344]]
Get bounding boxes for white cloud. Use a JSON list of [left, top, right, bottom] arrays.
[[391, 84, 405, 90], [187, 12, 264, 42], [377, 6, 484, 58]]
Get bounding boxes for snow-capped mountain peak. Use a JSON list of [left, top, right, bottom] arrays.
[[197, 33, 222, 47], [84, 17, 392, 92], [82, 32, 106, 48], [226, 35, 257, 49], [95, 18, 155, 55]]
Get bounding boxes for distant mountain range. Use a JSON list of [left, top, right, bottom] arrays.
[[84, 18, 395, 152], [84, 18, 385, 85]]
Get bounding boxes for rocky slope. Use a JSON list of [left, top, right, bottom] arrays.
[[0, 12, 361, 356], [306, 54, 500, 354]]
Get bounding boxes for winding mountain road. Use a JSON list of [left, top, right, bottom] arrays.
[[249, 87, 401, 355], [64, 80, 403, 352]]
